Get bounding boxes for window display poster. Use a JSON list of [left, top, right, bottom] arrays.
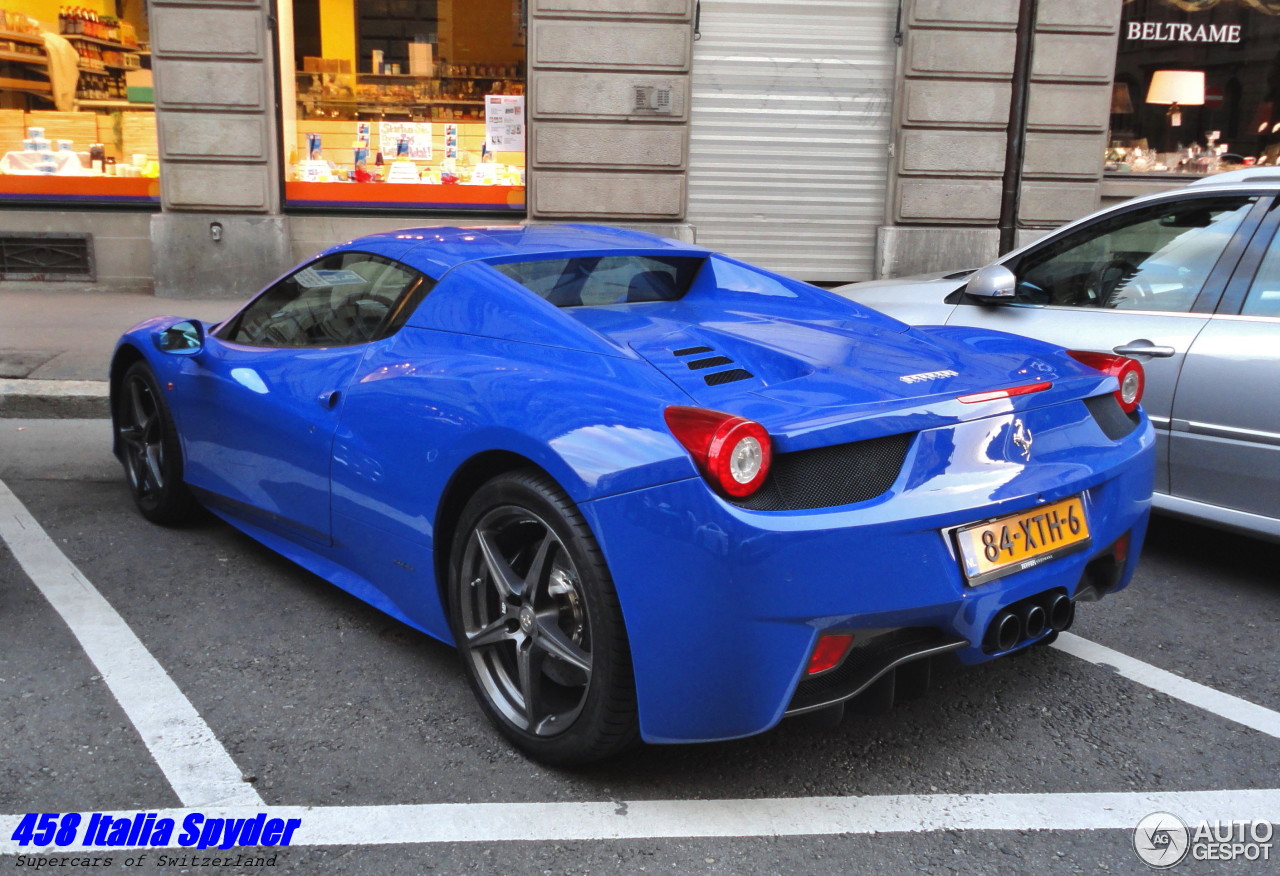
[[485, 96, 525, 152], [378, 122, 433, 160]]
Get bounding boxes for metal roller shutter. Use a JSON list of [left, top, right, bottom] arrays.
[[688, 0, 898, 283]]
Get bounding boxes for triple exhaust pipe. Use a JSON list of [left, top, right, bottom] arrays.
[[984, 591, 1074, 653]]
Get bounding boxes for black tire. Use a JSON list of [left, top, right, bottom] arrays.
[[115, 362, 201, 525], [447, 469, 639, 765]]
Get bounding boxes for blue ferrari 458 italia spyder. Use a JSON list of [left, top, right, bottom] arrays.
[[111, 225, 1155, 764]]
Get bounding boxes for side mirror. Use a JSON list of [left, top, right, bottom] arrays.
[[152, 319, 205, 356], [963, 264, 1018, 302]]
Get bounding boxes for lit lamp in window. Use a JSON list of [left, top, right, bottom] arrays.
[[1146, 70, 1205, 127]]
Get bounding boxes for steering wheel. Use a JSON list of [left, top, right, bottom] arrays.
[[318, 297, 392, 343], [1090, 257, 1153, 307]]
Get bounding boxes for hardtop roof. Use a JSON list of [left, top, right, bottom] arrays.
[[332, 223, 708, 278]]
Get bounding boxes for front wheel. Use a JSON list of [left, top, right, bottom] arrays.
[[447, 469, 638, 765], [115, 362, 200, 525]]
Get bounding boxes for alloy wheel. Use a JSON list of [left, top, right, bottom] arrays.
[[458, 506, 593, 738], [118, 373, 167, 500]]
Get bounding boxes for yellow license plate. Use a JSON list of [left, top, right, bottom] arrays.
[[953, 495, 1091, 585]]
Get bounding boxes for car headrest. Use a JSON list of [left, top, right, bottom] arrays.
[[628, 270, 677, 302]]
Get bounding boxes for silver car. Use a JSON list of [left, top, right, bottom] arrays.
[[836, 174, 1280, 542]]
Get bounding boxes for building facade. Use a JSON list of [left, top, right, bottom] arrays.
[[0, 0, 1265, 295]]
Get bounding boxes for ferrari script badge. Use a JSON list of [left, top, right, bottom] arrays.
[[899, 369, 958, 384]]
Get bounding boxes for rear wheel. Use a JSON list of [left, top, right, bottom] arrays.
[[447, 469, 638, 765], [116, 362, 200, 525]]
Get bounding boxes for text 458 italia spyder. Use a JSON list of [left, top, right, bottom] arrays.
[[111, 225, 1155, 764]]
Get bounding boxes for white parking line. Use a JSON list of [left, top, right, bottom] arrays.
[[3, 788, 1280, 852], [1052, 632, 1280, 740], [4, 466, 1278, 846], [0, 478, 263, 808]]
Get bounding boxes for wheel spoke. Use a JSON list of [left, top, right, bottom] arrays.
[[535, 617, 591, 674], [134, 446, 148, 485], [143, 444, 165, 492], [522, 530, 557, 605], [117, 425, 144, 450], [135, 448, 155, 494], [466, 615, 515, 650], [516, 640, 545, 731], [474, 527, 526, 600], [129, 379, 152, 432]]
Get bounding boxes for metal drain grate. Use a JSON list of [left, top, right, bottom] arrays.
[[0, 233, 95, 281]]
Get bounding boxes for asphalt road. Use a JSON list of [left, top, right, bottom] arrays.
[[1, 418, 1278, 875]]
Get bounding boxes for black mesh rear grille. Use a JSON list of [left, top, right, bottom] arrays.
[[733, 432, 913, 511], [673, 346, 712, 356], [687, 356, 733, 370], [704, 368, 754, 386], [787, 628, 965, 713], [1084, 393, 1139, 440]]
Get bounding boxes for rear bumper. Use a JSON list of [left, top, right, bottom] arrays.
[[583, 405, 1156, 744]]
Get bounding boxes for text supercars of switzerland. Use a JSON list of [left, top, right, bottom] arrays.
[[9, 812, 302, 850]]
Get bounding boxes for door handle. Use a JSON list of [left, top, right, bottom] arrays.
[[1112, 340, 1176, 359], [318, 390, 341, 409]]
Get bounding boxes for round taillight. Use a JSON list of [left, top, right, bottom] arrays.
[[1118, 366, 1142, 410], [665, 406, 773, 498], [728, 435, 763, 484], [1067, 350, 1145, 415]]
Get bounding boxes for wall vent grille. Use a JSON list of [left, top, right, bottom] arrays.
[[0, 233, 95, 281]]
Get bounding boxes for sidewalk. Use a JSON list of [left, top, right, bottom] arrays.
[[0, 285, 237, 418]]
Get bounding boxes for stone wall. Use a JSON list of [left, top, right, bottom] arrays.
[[527, 0, 693, 227], [148, 0, 290, 298], [878, 0, 1121, 277]]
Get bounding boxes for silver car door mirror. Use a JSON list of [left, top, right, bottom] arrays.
[[963, 264, 1018, 302]]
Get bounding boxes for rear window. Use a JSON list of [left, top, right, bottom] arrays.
[[491, 255, 703, 307]]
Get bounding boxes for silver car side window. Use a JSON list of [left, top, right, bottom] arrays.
[[1241, 234, 1280, 318], [1011, 198, 1255, 313]]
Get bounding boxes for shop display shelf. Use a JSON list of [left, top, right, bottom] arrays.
[[358, 72, 431, 80], [300, 97, 486, 109], [0, 49, 46, 66], [358, 72, 516, 78], [0, 30, 44, 47], [61, 33, 139, 51], [78, 99, 152, 109], [0, 75, 51, 96]]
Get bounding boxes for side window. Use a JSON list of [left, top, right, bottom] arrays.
[[219, 252, 426, 347], [491, 256, 702, 307], [577, 256, 685, 305], [1010, 197, 1255, 314], [1241, 232, 1280, 318]]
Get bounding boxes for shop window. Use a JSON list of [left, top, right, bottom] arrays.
[[1108, 0, 1280, 177], [0, 2, 157, 205], [280, 0, 525, 212]]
